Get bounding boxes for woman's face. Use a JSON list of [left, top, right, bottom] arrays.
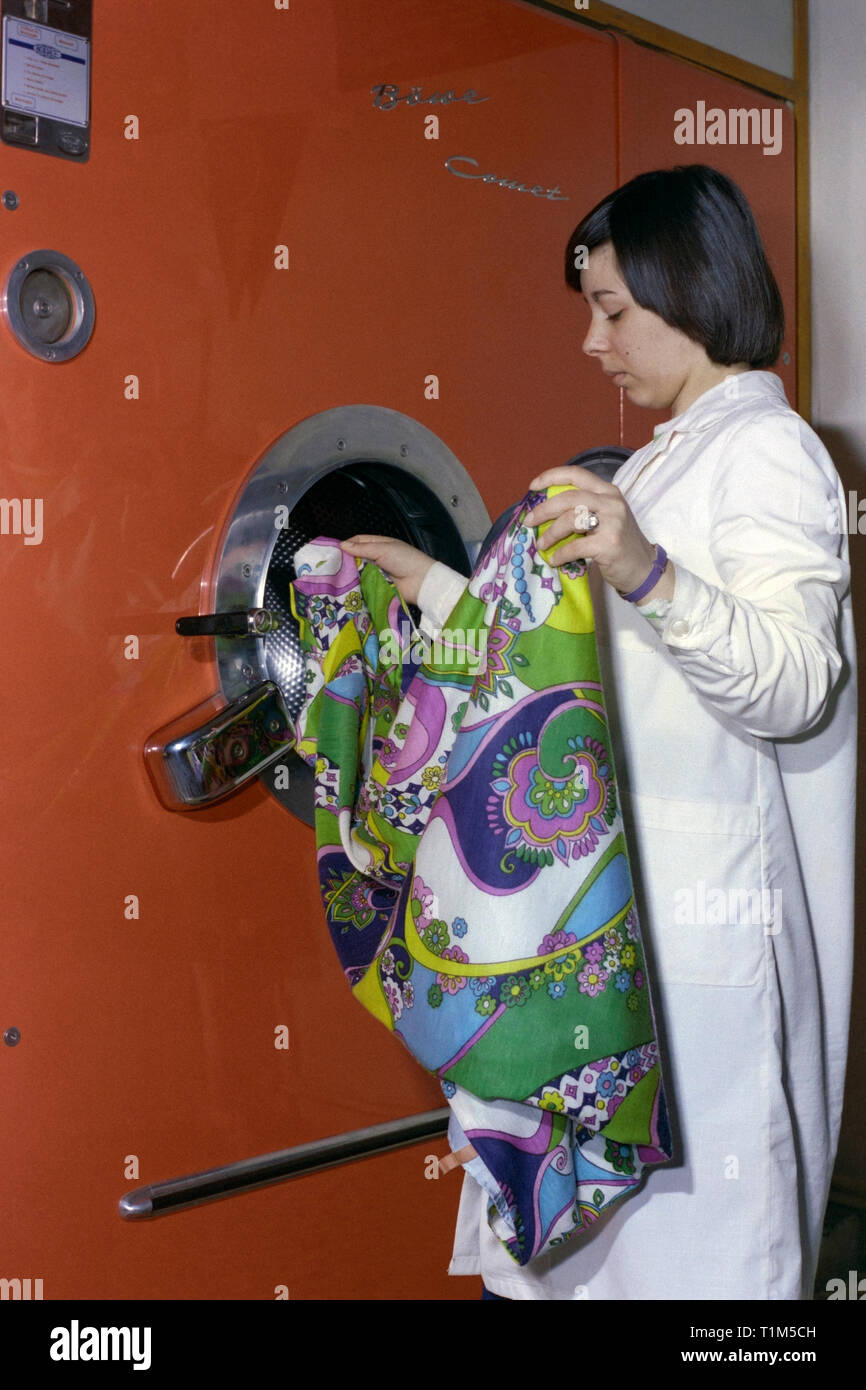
[[580, 241, 736, 415]]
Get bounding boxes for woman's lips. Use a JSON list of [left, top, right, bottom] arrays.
[[605, 370, 629, 385]]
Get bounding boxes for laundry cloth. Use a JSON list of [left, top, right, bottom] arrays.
[[289, 487, 672, 1265]]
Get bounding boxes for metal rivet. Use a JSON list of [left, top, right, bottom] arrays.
[[336, 438, 346, 450], [450, 495, 459, 507], [268, 717, 281, 734], [278, 480, 288, 493], [242, 563, 252, 578], [241, 664, 253, 679], [4, 1027, 21, 1047], [400, 445, 409, 458], [17, 258, 28, 270], [45, 349, 56, 360], [2, 191, 19, 211], [230, 742, 246, 761]]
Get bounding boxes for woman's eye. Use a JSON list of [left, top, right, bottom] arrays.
[[606, 310, 624, 322]]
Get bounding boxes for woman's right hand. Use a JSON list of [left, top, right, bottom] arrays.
[[339, 535, 435, 606]]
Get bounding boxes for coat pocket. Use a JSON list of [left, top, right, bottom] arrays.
[[621, 790, 770, 988]]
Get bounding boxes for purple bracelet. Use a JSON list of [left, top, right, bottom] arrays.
[[620, 544, 668, 603]]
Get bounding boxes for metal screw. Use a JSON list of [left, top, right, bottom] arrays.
[[2, 191, 19, 211], [33, 297, 53, 317], [400, 445, 409, 458], [17, 258, 29, 270], [45, 349, 56, 360], [278, 480, 288, 493], [450, 495, 459, 507], [241, 664, 253, 679], [336, 438, 346, 451], [268, 717, 281, 734], [242, 563, 252, 578], [230, 741, 246, 761], [4, 1027, 21, 1047]]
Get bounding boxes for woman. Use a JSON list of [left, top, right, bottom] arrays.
[[340, 165, 856, 1300]]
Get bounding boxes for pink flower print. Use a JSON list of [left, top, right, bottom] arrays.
[[578, 963, 609, 998], [437, 944, 469, 994], [634, 969, 644, 989], [583, 940, 604, 965], [538, 929, 578, 955], [383, 976, 403, 1021], [411, 876, 434, 931], [378, 737, 398, 770]]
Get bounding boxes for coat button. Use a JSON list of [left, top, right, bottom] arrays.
[[669, 618, 690, 636]]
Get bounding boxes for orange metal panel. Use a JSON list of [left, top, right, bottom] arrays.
[[0, 0, 620, 1299], [614, 35, 798, 446]]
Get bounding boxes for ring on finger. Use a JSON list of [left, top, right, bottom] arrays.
[[573, 503, 600, 533]]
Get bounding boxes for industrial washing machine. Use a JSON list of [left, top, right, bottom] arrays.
[[0, 0, 796, 1300]]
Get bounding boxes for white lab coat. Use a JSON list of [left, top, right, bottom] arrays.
[[419, 371, 857, 1300]]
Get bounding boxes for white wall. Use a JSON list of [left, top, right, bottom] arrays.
[[604, 0, 794, 76], [810, 0, 866, 471], [810, 0, 866, 1186]]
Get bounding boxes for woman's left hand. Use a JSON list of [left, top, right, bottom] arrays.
[[526, 465, 658, 596]]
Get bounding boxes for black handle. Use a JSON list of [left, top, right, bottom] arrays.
[[175, 609, 280, 638]]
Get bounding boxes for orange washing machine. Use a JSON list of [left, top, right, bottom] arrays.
[[0, 0, 795, 1301]]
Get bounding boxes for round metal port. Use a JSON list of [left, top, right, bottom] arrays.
[[3, 249, 95, 362]]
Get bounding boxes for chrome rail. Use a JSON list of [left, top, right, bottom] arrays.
[[119, 1108, 450, 1219]]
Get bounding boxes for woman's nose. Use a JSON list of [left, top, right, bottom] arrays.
[[582, 319, 607, 356]]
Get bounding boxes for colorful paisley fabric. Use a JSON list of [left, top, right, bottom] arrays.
[[290, 487, 672, 1265]]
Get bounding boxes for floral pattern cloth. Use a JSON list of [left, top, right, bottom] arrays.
[[290, 488, 672, 1265]]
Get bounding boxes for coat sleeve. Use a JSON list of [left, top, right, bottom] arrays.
[[416, 560, 471, 638], [638, 412, 851, 740]]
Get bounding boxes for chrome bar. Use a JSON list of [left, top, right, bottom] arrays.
[[118, 1108, 450, 1219]]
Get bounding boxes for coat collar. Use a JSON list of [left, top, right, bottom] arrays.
[[649, 370, 788, 442]]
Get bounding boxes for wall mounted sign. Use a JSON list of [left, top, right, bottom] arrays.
[[445, 154, 569, 200], [1, 0, 92, 160], [371, 83, 489, 110]]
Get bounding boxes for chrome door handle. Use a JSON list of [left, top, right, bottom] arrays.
[[175, 608, 281, 638], [144, 681, 294, 810]]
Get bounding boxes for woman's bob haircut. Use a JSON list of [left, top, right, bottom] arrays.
[[565, 165, 784, 368]]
